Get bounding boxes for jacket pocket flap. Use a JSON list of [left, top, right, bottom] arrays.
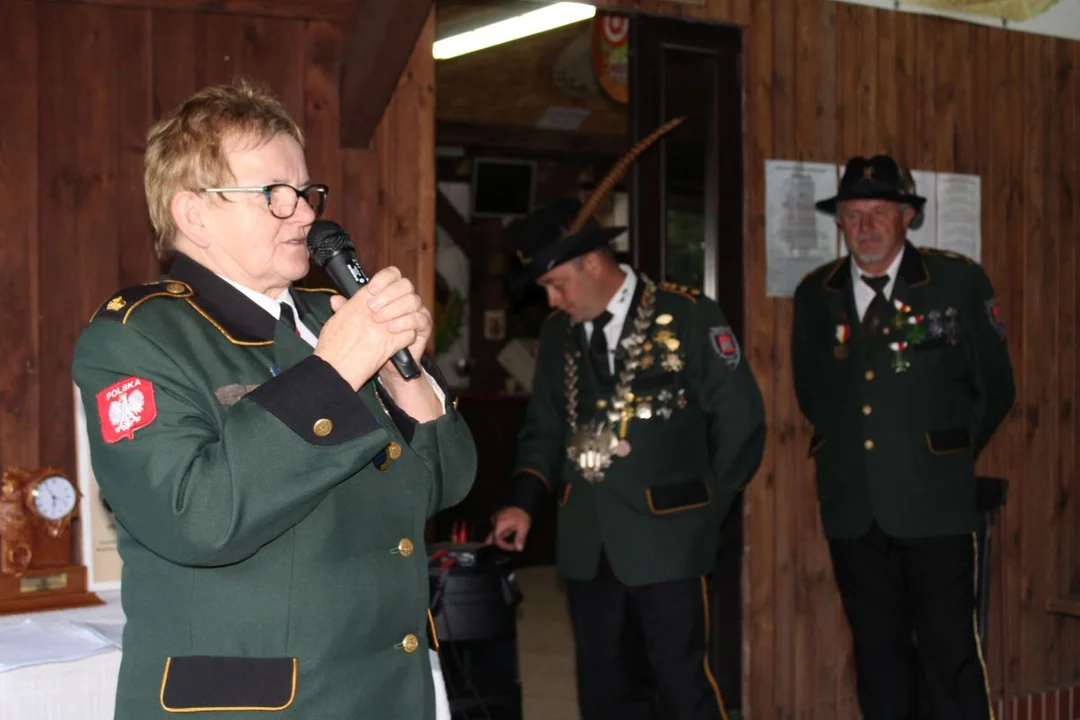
[[646, 481, 710, 514], [926, 428, 971, 454], [912, 336, 949, 353], [161, 656, 297, 712]]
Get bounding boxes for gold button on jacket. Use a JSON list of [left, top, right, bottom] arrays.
[[312, 418, 333, 437]]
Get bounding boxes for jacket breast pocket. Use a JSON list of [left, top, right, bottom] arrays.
[[160, 656, 297, 712]]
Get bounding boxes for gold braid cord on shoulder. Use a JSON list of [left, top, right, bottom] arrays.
[[566, 116, 685, 235]]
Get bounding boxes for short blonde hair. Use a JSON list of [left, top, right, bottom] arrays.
[[144, 79, 304, 258]]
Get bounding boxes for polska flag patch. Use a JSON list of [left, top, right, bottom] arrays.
[[96, 376, 158, 443], [710, 326, 741, 369], [984, 298, 1006, 340]]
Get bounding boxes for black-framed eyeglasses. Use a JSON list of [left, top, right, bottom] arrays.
[[200, 183, 329, 219]]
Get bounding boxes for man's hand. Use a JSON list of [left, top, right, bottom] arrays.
[[313, 267, 428, 392], [487, 507, 532, 552]]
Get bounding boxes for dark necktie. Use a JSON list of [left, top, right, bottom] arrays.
[[590, 311, 614, 381], [279, 302, 301, 337], [861, 274, 890, 335]]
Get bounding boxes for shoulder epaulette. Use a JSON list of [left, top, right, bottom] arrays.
[[919, 247, 975, 264], [91, 280, 193, 324], [802, 256, 844, 286], [657, 281, 700, 303], [295, 287, 339, 295]]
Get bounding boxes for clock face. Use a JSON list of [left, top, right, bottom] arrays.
[[29, 475, 78, 522]]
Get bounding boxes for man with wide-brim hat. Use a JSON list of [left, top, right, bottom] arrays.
[[506, 195, 628, 304], [487, 126, 766, 720], [792, 154, 1015, 719]]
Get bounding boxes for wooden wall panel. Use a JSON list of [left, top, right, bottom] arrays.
[[0, 0, 40, 473], [36, 4, 87, 478], [373, 11, 438, 313], [1060, 39, 1079, 686], [113, 8, 158, 289], [2, 0, 1079, 718], [741, 0, 776, 714], [591, 0, 1080, 715]]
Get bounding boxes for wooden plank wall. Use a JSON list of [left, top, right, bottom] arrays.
[[2, 0, 1078, 717], [595, 0, 1080, 716], [0, 0, 434, 503]]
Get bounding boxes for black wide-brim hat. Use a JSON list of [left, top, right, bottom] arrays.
[[505, 196, 626, 294], [815, 154, 927, 215], [504, 117, 686, 299]]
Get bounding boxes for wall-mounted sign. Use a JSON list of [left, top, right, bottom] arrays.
[[591, 13, 629, 104]]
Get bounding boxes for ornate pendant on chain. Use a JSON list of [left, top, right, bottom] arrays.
[[565, 276, 657, 483]]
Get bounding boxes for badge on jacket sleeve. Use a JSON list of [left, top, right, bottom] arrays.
[[984, 298, 1006, 340], [96, 376, 158, 443], [710, 326, 741, 369]]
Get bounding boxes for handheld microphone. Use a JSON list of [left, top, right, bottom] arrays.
[[306, 220, 422, 380]]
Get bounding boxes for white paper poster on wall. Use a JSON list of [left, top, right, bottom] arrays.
[[764, 160, 840, 297], [935, 173, 982, 261], [827, 0, 1080, 41]]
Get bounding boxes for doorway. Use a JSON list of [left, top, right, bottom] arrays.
[[429, 2, 746, 715]]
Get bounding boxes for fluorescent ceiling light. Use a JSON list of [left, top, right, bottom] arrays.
[[433, 2, 597, 60]]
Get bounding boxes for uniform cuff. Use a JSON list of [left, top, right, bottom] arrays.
[[246, 355, 380, 445], [506, 469, 550, 518], [376, 357, 456, 443]]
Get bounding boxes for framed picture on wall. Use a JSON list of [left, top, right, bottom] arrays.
[[74, 383, 123, 592]]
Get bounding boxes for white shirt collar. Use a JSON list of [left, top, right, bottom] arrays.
[[604, 264, 637, 328], [851, 243, 905, 295], [583, 265, 636, 374], [216, 274, 298, 323]]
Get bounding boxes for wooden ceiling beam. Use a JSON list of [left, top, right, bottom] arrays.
[[436, 121, 626, 159], [435, 190, 472, 254], [340, 0, 433, 149]]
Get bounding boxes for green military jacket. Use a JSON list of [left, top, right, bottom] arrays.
[[507, 274, 766, 586], [71, 253, 476, 720], [792, 241, 1015, 540]]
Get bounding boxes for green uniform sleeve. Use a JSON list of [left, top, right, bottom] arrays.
[[505, 317, 567, 517], [685, 298, 767, 515], [964, 264, 1015, 455], [73, 319, 392, 568], [406, 357, 478, 516]]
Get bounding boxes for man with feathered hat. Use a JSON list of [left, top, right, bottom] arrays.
[[488, 121, 766, 720], [792, 154, 1015, 719]]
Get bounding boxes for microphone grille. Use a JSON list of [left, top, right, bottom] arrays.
[[306, 220, 354, 267]]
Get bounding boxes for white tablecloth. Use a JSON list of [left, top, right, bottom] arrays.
[[0, 590, 450, 720], [0, 590, 123, 720]]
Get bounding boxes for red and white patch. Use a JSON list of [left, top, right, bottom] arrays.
[[96, 376, 158, 443], [601, 15, 629, 46], [709, 326, 741, 369]]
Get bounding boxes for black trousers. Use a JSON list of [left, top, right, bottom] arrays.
[[827, 522, 993, 720], [565, 554, 728, 720]]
